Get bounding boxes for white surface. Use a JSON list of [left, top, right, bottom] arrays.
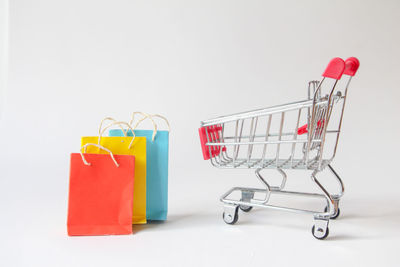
[[1, 0, 400, 266]]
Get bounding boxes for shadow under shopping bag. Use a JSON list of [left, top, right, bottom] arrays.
[[109, 129, 169, 221], [67, 144, 135, 236]]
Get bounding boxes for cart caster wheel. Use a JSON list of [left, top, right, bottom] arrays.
[[239, 205, 253, 212], [312, 225, 329, 240], [223, 209, 239, 225], [324, 206, 340, 220]]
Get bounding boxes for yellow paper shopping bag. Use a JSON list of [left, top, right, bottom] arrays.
[[81, 121, 147, 224]]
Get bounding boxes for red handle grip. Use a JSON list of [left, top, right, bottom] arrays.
[[343, 57, 360, 76], [322, 57, 345, 80]]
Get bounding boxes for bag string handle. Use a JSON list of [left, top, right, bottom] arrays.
[[98, 121, 136, 149], [80, 143, 119, 167], [149, 114, 170, 131], [129, 112, 170, 141], [98, 117, 127, 137], [129, 112, 157, 139], [129, 112, 153, 125]]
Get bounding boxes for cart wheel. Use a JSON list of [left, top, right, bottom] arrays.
[[324, 206, 340, 220], [312, 225, 329, 240], [223, 209, 239, 225], [239, 205, 253, 212]]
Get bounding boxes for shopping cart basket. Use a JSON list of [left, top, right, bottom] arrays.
[[198, 57, 360, 239]]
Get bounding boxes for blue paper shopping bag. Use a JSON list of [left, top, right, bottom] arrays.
[[109, 127, 169, 221]]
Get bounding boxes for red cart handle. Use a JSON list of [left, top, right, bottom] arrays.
[[344, 57, 360, 76], [322, 57, 345, 80], [298, 57, 359, 135]]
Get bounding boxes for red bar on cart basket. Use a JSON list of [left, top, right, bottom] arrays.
[[297, 120, 325, 135], [199, 126, 224, 160]]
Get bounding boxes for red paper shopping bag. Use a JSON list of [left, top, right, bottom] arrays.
[[67, 143, 135, 236]]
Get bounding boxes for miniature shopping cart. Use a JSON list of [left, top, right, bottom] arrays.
[[198, 57, 359, 239]]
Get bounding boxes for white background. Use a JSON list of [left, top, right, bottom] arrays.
[[1, 0, 400, 266]]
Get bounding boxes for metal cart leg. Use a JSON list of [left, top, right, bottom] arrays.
[[324, 199, 340, 220], [327, 164, 345, 198], [252, 168, 287, 204], [255, 168, 287, 192], [311, 170, 334, 239], [325, 164, 344, 219], [254, 169, 272, 204]]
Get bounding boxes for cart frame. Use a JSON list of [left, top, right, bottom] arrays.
[[199, 57, 360, 239]]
